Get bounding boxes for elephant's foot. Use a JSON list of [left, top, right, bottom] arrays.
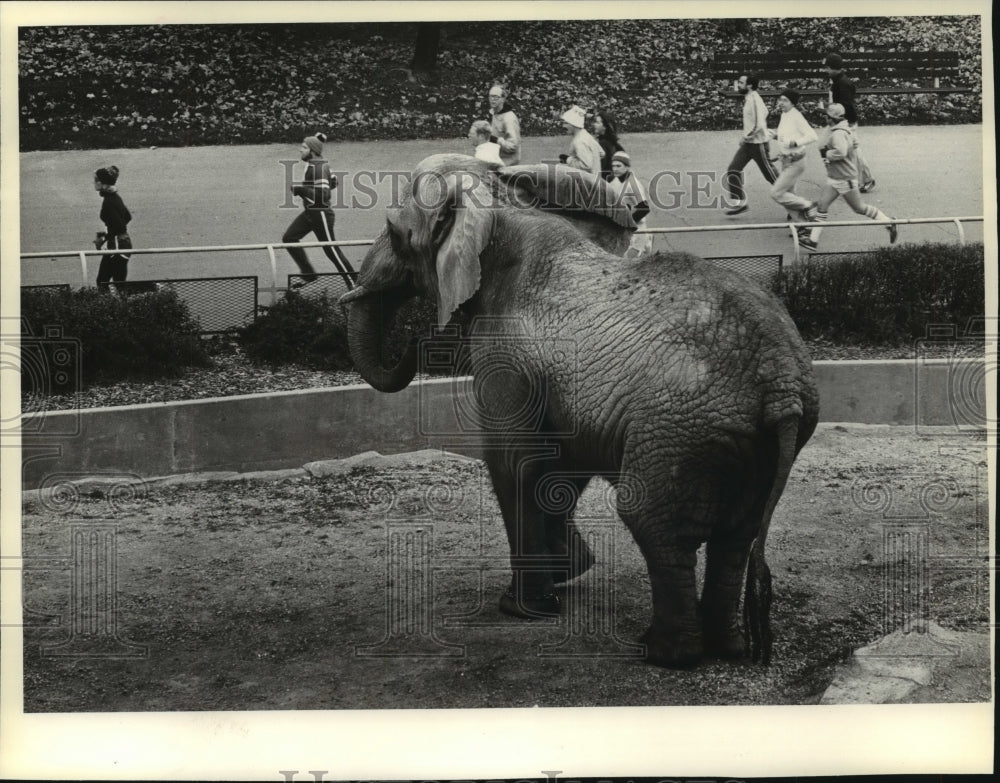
[[499, 587, 560, 619], [702, 621, 746, 660], [640, 624, 702, 669], [701, 594, 747, 659]]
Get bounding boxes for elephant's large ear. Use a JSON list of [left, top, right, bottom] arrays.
[[435, 172, 494, 328], [496, 164, 638, 230]]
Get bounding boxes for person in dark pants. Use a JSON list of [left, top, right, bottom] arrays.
[[722, 74, 779, 216], [283, 132, 353, 287], [93, 165, 132, 289], [824, 52, 876, 192]]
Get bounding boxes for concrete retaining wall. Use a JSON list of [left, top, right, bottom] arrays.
[[20, 359, 987, 488]]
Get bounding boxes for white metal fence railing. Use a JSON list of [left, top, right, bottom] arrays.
[[639, 215, 984, 258], [20, 239, 375, 306], [20, 214, 985, 301]]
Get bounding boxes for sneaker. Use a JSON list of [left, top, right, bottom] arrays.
[[859, 179, 877, 193], [798, 236, 819, 252], [725, 203, 749, 216], [888, 219, 898, 244]]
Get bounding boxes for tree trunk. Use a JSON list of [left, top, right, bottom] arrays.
[[410, 22, 441, 75]]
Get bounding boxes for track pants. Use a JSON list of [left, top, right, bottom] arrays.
[[724, 142, 779, 204], [282, 209, 353, 281], [770, 157, 814, 212]]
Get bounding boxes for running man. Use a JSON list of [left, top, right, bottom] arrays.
[[282, 131, 353, 287], [798, 103, 897, 252], [722, 74, 779, 216], [824, 52, 876, 192], [769, 88, 818, 222]]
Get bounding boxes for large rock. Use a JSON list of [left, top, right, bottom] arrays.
[[820, 622, 989, 704]]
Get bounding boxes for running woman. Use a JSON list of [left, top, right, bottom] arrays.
[[798, 103, 897, 252], [282, 132, 353, 286]]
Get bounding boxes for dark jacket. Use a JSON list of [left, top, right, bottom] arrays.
[[293, 159, 335, 210], [99, 189, 131, 236], [829, 72, 859, 124]]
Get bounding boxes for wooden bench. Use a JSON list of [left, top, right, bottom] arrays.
[[713, 50, 972, 98]]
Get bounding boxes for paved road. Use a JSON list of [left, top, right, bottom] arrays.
[[19, 123, 986, 289]]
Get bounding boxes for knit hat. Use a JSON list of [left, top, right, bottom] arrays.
[[304, 132, 327, 155], [560, 105, 586, 129], [825, 102, 846, 120], [824, 53, 844, 70], [780, 88, 801, 105], [95, 165, 119, 186], [611, 150, 631, 166]]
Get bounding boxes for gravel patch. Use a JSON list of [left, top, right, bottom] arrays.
[[22, 339, 984, 412]]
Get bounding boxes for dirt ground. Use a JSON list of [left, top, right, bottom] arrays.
[[20, 424, 990, 711]]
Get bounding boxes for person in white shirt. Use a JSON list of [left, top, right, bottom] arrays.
[[722, 74, 779, 216], [468, 120, 504, 167], [558, 105, 604, 175], [768, 88, 819, 222], [607, 151, 653, 258]]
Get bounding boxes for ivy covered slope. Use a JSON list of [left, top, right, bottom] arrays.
[[18, 16, 981, 151]]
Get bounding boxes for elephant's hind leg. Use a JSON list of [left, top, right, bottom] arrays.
[[702, 536, 757, 659], [617, 466, 720, 668], [702, 452, 775, 659]]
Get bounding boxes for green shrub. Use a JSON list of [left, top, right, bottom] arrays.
[[19, 287, 210, 388], [238, 290, 455, 375], [237, 290, 353, 370], [773, 242, 984, 343]]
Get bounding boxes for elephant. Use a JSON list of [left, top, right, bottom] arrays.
[[340, 153, 819, 667]]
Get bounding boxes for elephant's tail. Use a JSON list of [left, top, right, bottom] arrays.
[[743, 415, 802, 665]]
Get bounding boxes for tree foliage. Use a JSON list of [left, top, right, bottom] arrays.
[[17, 17, 981, 151]]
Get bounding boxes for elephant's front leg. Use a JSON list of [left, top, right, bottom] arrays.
[[484, 449, 562, 618]]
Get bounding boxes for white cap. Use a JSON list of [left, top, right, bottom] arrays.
[[560, 104, 586, 129]]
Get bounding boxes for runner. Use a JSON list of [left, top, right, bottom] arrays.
[[282, 131, 354, 287], [798, 103, 897, 252]]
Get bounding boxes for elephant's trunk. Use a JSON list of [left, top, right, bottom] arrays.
[[344, 287, 419, 393]]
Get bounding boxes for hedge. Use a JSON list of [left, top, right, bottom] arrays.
[[17, 16, 982, 151], [238, 289, 453, 375], [237, 290, 353, 370], [19, 287, 209, 390], [238, 241, 984, 374], [773, 241, 985, 343]]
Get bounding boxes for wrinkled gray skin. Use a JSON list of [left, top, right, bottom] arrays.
[[341, 154, 819, 667]]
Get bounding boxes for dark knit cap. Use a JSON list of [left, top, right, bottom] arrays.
[[780, 88, 801, 105], [304, 132, 327, 155], [95, 165, 119, 185], [824, 53, 844, 69]]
